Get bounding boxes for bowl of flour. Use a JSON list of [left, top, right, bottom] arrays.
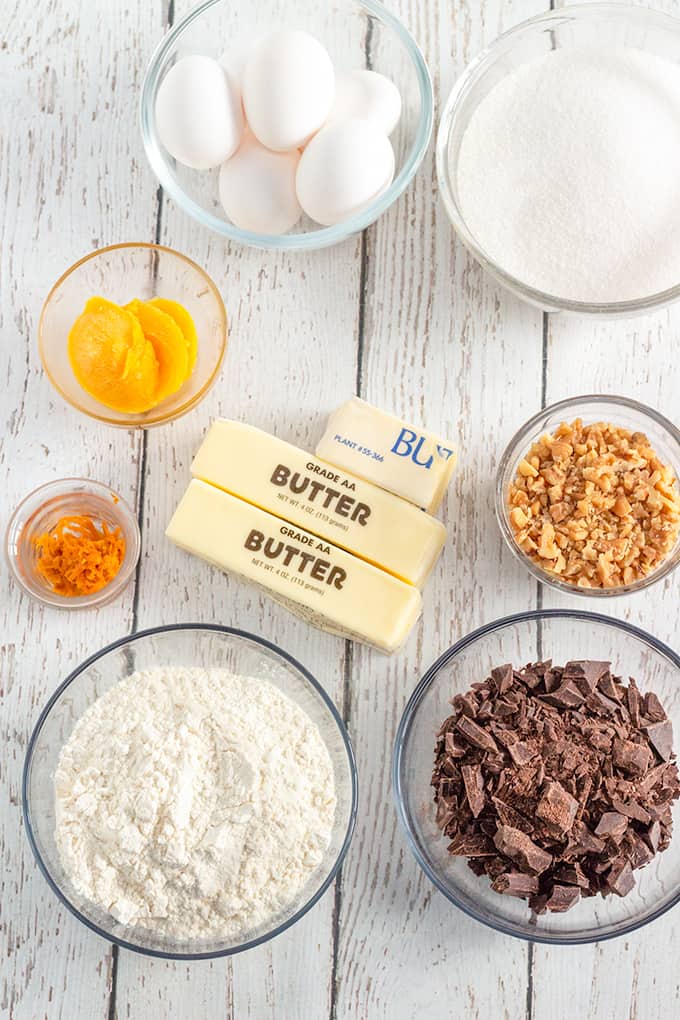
[[22, 624, 357, 958], [437, 4, 680, 314]]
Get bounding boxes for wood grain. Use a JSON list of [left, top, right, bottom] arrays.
[[527, 3, 680, 1018], [112, 0, 364, 1014], [332, 2, 548, 1018]]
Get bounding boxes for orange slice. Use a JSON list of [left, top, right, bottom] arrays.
[[126, 299, 189, 403], [148, 297, 198, 377], [68, 296, 159, 413]]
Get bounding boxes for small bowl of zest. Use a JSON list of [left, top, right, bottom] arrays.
[[39, 243, 227, 427], [6, 478, 141, 609], [495, 395, 680, 597]]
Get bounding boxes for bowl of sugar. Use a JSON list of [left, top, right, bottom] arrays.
[[437, 4, 680, 315]]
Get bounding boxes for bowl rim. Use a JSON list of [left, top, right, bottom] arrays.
[[494, 393, 680, 598], [435, 2, 680, 315], [140, 0, 434, 251], [392, 608, 680, 945], [22, 622, 358, 960], [38, 241, 228, 428], [5, 477, 142, 610]]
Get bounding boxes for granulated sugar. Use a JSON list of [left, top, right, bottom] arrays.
[[54, 667, 336, 939], [455, 46, 680, 303]]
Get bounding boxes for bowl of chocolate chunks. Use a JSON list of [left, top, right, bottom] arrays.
[[393, 610, 680, 944]]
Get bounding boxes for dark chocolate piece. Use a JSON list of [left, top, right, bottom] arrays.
[[536, 781, 579, 835], [461, 764, 485, 818], [606, 859, 635, 897], [493, 825, 552, 875], [643, 692, 667, 723], [594, 811, 628, 843], [645, 720, 673, 762], [491, 872, 539, 898], [538, 682, 585, 709], [491, 664, 514, 694], [506, 741, 536, 766], [563, 660, 611, 693], [612, 738, 651, 776], [455, 715, 499, 754], [543, 884, 581, 913], [553, 863, 589, 889]]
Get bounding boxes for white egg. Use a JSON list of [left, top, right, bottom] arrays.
[[242, 30, 335, 152], [155, 55, 243, 170], [328, 69, 402, 136], [219, 134, 302, 234], [296, 119, 395, 226], [219, 37, 263, 91]]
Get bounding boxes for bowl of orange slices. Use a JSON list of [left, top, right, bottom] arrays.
[[39, 243, 228, 427]]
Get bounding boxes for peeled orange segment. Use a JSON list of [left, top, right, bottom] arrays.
[[126, 299, 189, 402], [68, 296, 159, 414], [148, 297, 198, 376]]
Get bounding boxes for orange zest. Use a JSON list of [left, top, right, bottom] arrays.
[[34, 514, 126, 597]]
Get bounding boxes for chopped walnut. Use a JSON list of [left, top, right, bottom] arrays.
[[507, 419, 680, 588]]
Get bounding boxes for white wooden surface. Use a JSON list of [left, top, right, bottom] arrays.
[[2, 0, 680, 1018]]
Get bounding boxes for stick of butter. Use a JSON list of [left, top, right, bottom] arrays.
[[315, 397, 457, 513], [191, 419, 446, 588], [166, 479, 422, 653]]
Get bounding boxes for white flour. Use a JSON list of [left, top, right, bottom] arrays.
[[455, 46, 680, 303], [54, 667, 336, 939]]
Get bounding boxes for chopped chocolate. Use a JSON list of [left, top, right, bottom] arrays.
[[461, 764, 485, 818], [455, 715, 499, 754], [627, 834, 654, 869], [443, 731, 467, 758], [447, 832, 495, 857], [494, 825, 552, 874], [506, 740, 536, 766], [432, 659, 679, 915], [491, 872, 539, 898], [585, 690, 620, 716], [645, 720, 674, 762], [609, 797, 651, 826], [606, 859, 635, 897], [491, 797, 534, 834], [569, 820, 606, 855], [539, 682, 585, 709], [612, 738, 651, 776], [594, 811, 628, 843], [627, 680, 642, 727], [543, 884, 581, 913], [563, 660, 610, 693], [491, 664, 514, 694], [553, 863, 589, 889], [536, 781, 579, 835], [643, 692, 667, 723]]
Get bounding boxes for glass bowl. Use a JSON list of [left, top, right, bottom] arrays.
[[6, 478, 141, 609], [436, 4, 680, 315], [140, 0, 433, 251], [22, 624, 357, 959], [39, 243, 227, 427], [393, 609, 680, 944], [495, 395, 680, 598]]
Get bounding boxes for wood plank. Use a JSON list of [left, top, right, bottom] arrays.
[[531, 308, 680, 1020], [112, 2, 363, 1015], [530, 4, 680, 1018], [332, 1, 548, 1018], [0, 2, 162, 1018]]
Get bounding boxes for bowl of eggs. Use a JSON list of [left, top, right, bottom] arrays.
[[140, 0, 433, 250]]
